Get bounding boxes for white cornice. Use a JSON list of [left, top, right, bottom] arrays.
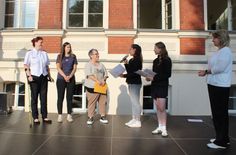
[[104, 30, 137, 37], [33, 30, 64, 36], [178, 31, 210, 38]]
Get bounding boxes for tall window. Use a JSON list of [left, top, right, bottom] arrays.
[[72, 83, 87, 113], [4, 0, 36, 28], [208, 0, 236, 30], [138, 0, 172, 29], [68, 0, 103, 28]]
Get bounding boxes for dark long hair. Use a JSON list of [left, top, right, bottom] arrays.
[[155, 42, 169, 65], [31, 36, 43, 47], [131, 44, 143, 64], [58, 42, 73, 67]]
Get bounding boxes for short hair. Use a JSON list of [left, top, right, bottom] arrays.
[[31, 36, 43, 47], [212, 29, 230, 47], [88, 48, 98, 59]]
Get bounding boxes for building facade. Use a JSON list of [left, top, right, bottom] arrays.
[[0, 0, 235, 115]]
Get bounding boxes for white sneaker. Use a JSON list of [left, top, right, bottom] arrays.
[[207, 143, 226, 149], [125, 119, 135, 126], [67, 114, 73, 122], [210, 139, 215, 143], [161, 129, 168, 137], [210, 138, 230, 145], [100, 116, 108, 124], [127, 120, 141, 128], [57, 115, 62, 123], [152, 127, 162, 134], [87, 117, 94, 125]]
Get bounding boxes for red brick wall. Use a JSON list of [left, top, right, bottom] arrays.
[[38, 0, 63, 29], [109, 0, 133, 29], [108, 37, 134, 54], [180, 38, 205, 55], [180, 0, 204, 30], [179, 0, 205, 55], [42, 36, 62, 53]]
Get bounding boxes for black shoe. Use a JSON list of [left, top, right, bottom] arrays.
[[43, 118, 52, 124], [100, 116, 108, 124], [210, 139, 230, 145], [87, 117, 94, 125], [33, 119, 40, 124]]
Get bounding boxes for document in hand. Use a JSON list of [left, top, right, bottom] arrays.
[[94, 83, 108, 94], [135, 69, 156, 78], [109, 64, 126, 78]]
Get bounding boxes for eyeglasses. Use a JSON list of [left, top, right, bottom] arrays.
[[92, 53, 99, 55]]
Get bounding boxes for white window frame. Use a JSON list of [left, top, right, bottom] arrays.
[[72, 82, 87, 113], [205, 0, 235, 31], [4, 0, 38, 29], [66, 0, 107, 29]]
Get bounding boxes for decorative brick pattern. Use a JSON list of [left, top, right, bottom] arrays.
[[109, 0, 133, 29], [180, 0, 204, 30], [108, 37, 134, 54], [180, 38, 205, 55], [38, 0, 63, 29], [42, 36, 62, 53]]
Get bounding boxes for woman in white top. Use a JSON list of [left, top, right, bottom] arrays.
[[198, 30, 233, 149], [24, 36, 53, 124]]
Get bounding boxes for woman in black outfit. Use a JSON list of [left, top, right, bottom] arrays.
[[120, 44, 143, 128], [146, 42, 172, 136]]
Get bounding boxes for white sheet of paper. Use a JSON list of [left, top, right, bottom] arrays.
[[135, 69, 156, 77], [187, 119, 203, 123], [109, 64, 126, 78], [143, 69, 156, 77]]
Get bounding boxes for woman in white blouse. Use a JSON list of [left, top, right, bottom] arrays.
[[198, 30, 233, 149], [24, 36, 53, 124]]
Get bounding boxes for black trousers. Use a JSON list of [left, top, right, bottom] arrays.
[[208, 84, 230, 146], [56, 76, 75, 114], [29, 75, 48, 119]]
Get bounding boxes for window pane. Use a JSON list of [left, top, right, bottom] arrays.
[[232, 0, 236, 30], [4, 15, 14, 27], [89, 0, 103, 13], [22, 15, 35, 27], [22, 1, 36, 28], [139, 0, 162, 29], [88, 14, 103, 27], [5, 1, 15, 14], [4, 1, 18, 28], [69, 0, 84, 13], [73, 83, 84, 108], [207, 0, 227, 30], [69, 15, 83, 27], [168, 17, 172, 29], [5, 0, 35, 28], [229, 85, 236, 111], [166, 0, 172, 29], [19, 83, 25, 94], [18, 95, 25, 107]]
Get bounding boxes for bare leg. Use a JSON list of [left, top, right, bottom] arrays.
[[155, 98, 167, 127]]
